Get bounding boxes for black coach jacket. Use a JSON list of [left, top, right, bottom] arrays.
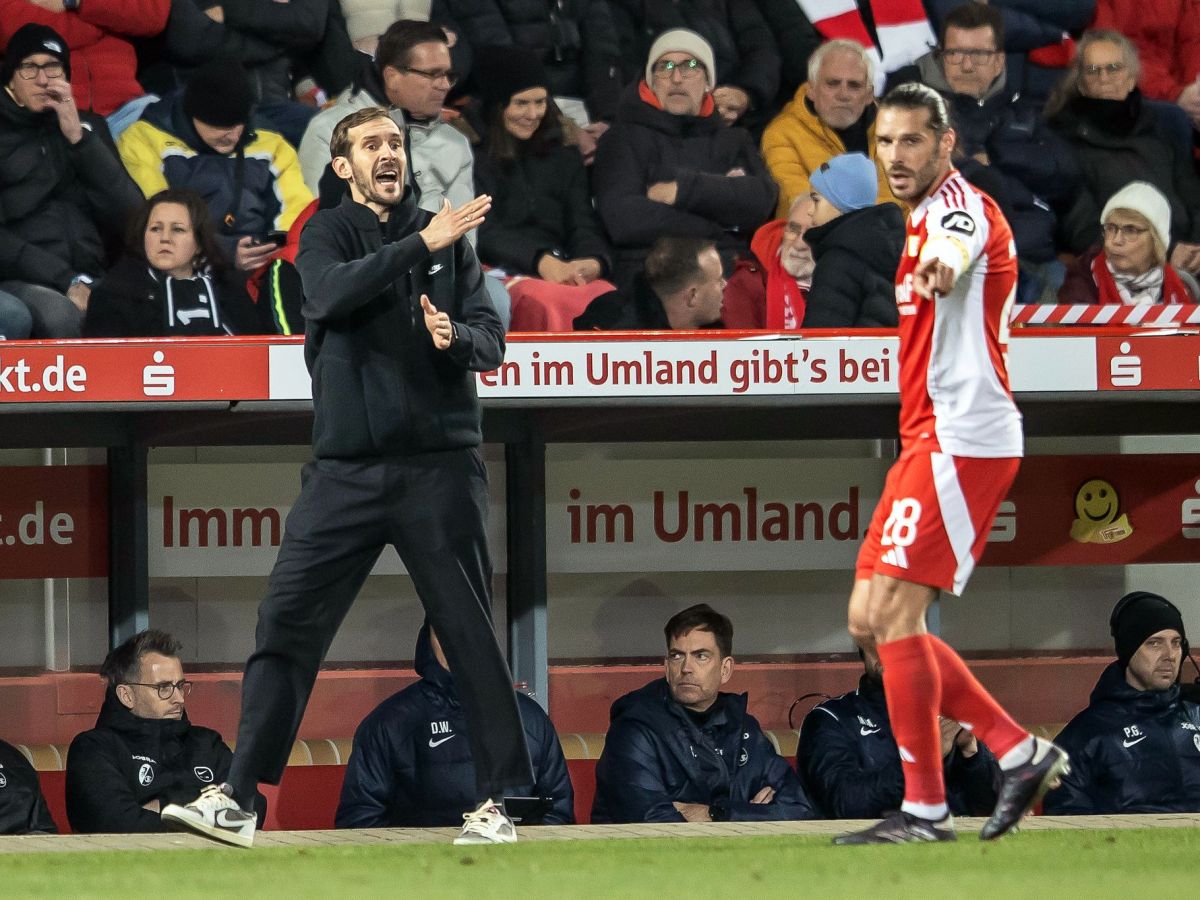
[[0, 739, 56, 834], [294, 191, 505, 460], [65, 690, 233, 833]]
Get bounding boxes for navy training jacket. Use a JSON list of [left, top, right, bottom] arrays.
[[591, 678, 816, 823], [336, 625, 574, 827], [1044, 662, 1200, 815]]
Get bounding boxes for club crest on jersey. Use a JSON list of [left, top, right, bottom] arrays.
[[940, 211, 975, 236]]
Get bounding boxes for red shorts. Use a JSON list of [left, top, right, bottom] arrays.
[[855, 451, 1019, 595]]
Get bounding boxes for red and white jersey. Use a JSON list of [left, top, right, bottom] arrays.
[[894, 169, 1022, 458]]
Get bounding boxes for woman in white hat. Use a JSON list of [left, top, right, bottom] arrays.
[[1057, 180, 1200, 304]]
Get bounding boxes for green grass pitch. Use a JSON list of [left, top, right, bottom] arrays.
[[2, 829, 1195, 898]]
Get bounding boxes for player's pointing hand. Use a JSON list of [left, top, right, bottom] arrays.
[[912, 257, 955, 299]]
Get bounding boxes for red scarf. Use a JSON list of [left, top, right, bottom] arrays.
[[1090, 250, 1192, 305], [796, 0, 934, 91], [750, 220, 808, 329]]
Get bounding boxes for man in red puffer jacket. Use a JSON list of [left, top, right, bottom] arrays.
[[0, 0, 169, 121]]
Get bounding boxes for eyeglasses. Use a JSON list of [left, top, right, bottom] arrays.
[[16, 61, 65, 80], [124, 679, 193, 699], [1084, 62, 1127, 77], [651, 57, 705, 79], [939, 48, 999, 65], [402, 66, 459, 87], [1103, 222, 1150, 240]]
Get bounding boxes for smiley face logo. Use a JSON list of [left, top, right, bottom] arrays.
[[1076, 479, 1117, 524], [1070, 478, 1133, 544]]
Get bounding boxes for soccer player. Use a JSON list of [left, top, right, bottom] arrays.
[[835, 83, 1068, 845]]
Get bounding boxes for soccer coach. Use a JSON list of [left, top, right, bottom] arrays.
[[163, 106, 533, 847]]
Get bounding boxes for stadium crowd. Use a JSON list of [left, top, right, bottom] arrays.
[[0, 0, 1197, 340], [3, 590, 1198, 834]]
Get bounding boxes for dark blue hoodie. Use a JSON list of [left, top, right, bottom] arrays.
[[798, 674, 1000, 819], [591, 678, 816, 823], [336, 624, 573, 827], [1044, 661, 1200, 815]]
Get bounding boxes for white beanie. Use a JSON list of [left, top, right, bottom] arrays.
[[1102, 181, 1172, 250], [645, 28, 717, 90]]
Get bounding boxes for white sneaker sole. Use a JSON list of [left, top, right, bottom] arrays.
[[453, 831, 517, 845], [161, 804, 256, 848]]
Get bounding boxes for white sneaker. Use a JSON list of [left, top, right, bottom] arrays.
[[453, 798, 517, 845], [161, 783, 256, 848]]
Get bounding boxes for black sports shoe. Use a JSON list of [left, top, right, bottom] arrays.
[[980, 738, 1070, 841], [833, 811, 957, 845]]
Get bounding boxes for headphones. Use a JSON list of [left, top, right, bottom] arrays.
[[1108, 591, 1182, 640]]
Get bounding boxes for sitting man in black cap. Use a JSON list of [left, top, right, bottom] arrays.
[[0, 23, 143, 337], [1044, 591, 1200, 814], [117, 58, 314, 279], [65, 629, 256, 834]]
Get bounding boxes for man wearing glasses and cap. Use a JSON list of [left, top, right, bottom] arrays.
[[65, 629, 255, 834]]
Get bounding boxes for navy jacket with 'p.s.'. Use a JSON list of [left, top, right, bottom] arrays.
[[591, 678, 816, 823], [1044, 662, 1200, 815], [335, 625, 574, 827]]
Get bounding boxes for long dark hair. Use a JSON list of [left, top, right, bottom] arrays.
[[129, 188, 230, 275], [486, 90, 565, 165]]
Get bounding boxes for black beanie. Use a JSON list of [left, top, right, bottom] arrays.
[[2, 24, 71, 85], [183, 59, 255, 128], [473, 45, 549, 115], [1110, 591, 1188, 671]]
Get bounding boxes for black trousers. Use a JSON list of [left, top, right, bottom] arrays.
[[228, 448, 533, 801]]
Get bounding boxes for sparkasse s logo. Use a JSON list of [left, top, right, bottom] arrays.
[[143, 351, 175, 397]]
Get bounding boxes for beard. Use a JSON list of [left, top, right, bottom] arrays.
[[890, 148, 946, 202], [350, 157, 403, 207]]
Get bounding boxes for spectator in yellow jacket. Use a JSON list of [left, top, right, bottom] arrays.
[[761, 39, 894, 218], [118, 59, 313, 278]]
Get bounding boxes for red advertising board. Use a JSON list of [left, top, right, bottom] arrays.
[[1095, 335, 1200, 391], [983, 455, 1200, 566], [0, 466, 108, 578], [0, 342, 270, 403]]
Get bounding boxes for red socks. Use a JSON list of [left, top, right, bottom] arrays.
[[878, 633, 1032, 815], [877, 635, 945, 813], [927, 635, 1029, 759]]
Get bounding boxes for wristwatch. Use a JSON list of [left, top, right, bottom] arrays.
[[63, 0, 81, 10], [709, 798, 731, 822]]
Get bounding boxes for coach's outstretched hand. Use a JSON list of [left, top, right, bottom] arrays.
[[420, 196, 491, 252], [421, 295, 454, 350]]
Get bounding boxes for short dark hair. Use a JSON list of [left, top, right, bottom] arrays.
[[129, 188, 229, 275], [665, 604, 733, 658], [644, 236, 716, 298], [879, 82, 953, 139], [329, 106, 394, 160], [376, 19, 450, 74], [100, 629, 182, 688], [940, 3, 1004, 50]]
